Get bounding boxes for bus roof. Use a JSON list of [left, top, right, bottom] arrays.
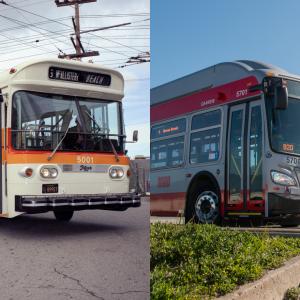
[[0, 58, 125, 101], [151, 60, 300, 106]]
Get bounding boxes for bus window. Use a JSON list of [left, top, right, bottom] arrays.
[[189, 109, 221, 164], [11, 91, 123, 152], [151, 136, 184, 169], [249, 105, 263, 200], [191, 109, 221, 130], [190, 128, 220, 164]]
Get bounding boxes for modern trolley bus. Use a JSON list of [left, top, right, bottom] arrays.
[[0, 58, 140, 221], [151, 60, 300, 225]]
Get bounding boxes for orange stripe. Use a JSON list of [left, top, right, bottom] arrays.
[[6, 152, 129, 165]]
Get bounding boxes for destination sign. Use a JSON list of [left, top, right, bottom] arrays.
[[48, 67, 111, 86], [151, 118, 186, 139]]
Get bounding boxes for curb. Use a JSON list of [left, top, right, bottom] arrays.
[[219, 255, 300, 300]]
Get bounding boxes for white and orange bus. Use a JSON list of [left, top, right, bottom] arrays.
[[0, 58, 140, 221], [151, 60, 300, 226]]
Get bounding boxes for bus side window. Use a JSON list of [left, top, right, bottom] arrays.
[[189, 109, 221, 164], [151, 136, 184, 169], [150, 118, 186, 170], [190, 128, 220, 164]]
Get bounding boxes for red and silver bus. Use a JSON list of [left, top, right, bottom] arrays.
[[0, 58, 140, 221], [151, 60, 300, 225]]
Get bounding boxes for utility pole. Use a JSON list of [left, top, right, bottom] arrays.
[[55, 0, 99, 59], [74, 2, 81, 55]]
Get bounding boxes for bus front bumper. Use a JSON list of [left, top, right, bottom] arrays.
[[15, 193, 141, 213], [269, 192, 300, 216]]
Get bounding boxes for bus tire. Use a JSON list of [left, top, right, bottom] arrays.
[[54, 210, 74, 222], [186, 182, 221, 224], [280, 223, 299, 227]]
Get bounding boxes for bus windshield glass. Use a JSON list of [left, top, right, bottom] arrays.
[[267, 80, 300, 155], [12, 91, 123, 153]]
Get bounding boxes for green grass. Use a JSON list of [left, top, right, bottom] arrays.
[[284, 285, 300, 300], [151, 223, 300, 300]]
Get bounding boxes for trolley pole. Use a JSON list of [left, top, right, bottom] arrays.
[[55, 0, 99, 59]]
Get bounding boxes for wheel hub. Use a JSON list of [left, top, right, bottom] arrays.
[[195, 191, 219, 223]]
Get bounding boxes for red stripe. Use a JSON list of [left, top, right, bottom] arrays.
[[151, 188, 266, 217], [151, 76, 260, 123], [151, 192, 186, 215]]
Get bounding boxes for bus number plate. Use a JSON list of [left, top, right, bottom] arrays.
[[42, 184, 58, 194]]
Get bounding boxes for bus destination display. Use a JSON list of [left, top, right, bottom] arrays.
[[151, 118, 186, 139], [48, 67, 111, 86]]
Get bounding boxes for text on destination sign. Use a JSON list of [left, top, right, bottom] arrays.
[[48, 67, 111, 86]]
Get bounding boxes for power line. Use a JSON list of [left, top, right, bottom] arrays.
[[10, 5, 65, 55], [0, 5, 124, 58], [0, 0, 50, 11], [1, 1, 149, 58], [0, 30, 55, 54], [0, 0, 150, 68]]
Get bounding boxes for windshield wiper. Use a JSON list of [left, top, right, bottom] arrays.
[[109, 138, 120, 162], [48, 111, 73, 161]]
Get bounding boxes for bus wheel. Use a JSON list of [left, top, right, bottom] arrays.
[[54, 210, 74, 222], [280, 222, 299, 227], [186, 184, 220, 224]]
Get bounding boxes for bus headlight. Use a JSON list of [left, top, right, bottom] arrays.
[[271, 171, 296, 186], [109, 167, 124, 179], [40, 167, 58, 178]]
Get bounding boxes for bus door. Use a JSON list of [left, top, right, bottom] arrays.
[[226, 101, 264, 214]]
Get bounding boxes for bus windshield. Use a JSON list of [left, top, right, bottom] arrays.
[[12, 91, 123, 153], [267, 80, 300, 155]]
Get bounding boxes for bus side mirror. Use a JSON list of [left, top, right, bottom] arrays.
[[133, 130, 138, 142], [0, 94, 3, 103], [275, 86, 288, 110]]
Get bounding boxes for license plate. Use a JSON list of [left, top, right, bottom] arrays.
[[42, 184, 58, 194]]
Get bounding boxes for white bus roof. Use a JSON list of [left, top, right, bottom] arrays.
[[151, 60, 300, 106], [0, 58, 125, 101]]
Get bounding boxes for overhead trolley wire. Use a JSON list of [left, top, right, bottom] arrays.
[[0, 8, 127, 58], [11, 6, 66, 55], [0, 1, 149, 58]]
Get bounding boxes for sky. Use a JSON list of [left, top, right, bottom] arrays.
[[151, 0, 300, 88], [0, 0, 149, 157]]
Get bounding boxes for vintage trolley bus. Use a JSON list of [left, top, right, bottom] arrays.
[[151, 60, 300, 226], [0, 58, 140, 221]]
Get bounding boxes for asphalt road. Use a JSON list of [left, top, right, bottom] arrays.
[[0, 199, 149, 300]]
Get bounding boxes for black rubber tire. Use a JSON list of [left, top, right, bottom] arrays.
[[280, 223, 299, 228], [185, 181, 221, 224], [54, 210, 74, 222]]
